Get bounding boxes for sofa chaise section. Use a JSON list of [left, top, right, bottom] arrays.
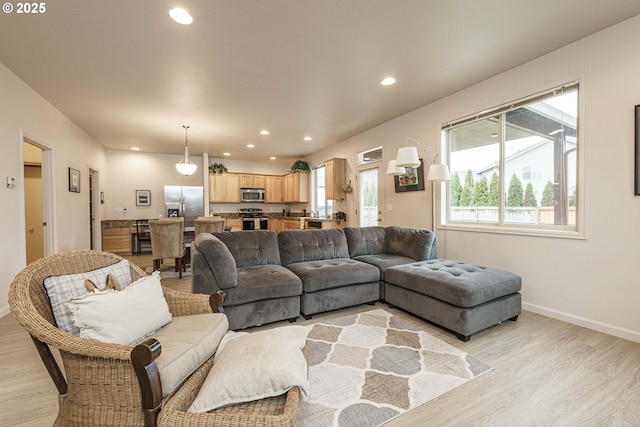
[[344, 225, 438, 299], [191, 231, 302, 330], [278, 228, 380, 318]]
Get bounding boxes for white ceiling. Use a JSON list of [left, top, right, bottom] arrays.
[[1, 1, 639, 164]]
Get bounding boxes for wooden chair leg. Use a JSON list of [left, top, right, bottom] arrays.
[[176, 257, 182, 279]]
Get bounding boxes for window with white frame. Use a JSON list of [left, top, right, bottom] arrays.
[[442, 82, 580, 234], [311, 165, 333, 218]]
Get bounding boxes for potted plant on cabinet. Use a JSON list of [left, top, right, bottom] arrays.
[[208, 163, 228, 174], [289, 160, 311, 174]]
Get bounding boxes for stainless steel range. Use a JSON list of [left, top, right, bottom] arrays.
[[239, 208, 268, 230]]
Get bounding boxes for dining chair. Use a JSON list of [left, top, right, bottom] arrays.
[[135, 219, 151, 254], [148, 218, 187, 278], [194, 217, 226, 236]]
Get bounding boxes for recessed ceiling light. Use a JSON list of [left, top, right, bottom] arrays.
[[304, 136, 312, 141], [260, 130, 270, 135], [246, 144, 255, 148], [223, 152, 231, 156], [381, 77, 396, 86], [131, 147, 140, 151], [169, 8, 193, 25], [269, 156, 276, 160]]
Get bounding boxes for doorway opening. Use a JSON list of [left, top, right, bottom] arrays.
[[23, 140, 45, 264]]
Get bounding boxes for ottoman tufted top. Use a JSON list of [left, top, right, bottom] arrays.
[[385, 259, 521, 308]]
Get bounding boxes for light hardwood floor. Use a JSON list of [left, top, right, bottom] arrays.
[[2, 254, 640, 426]]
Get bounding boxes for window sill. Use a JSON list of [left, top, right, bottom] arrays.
[[439, 222, 586, 240]]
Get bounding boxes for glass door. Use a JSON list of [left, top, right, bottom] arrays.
[[358, 167, 380, 226]]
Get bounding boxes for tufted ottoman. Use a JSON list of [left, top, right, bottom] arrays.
[[385, 259, 521, 341]]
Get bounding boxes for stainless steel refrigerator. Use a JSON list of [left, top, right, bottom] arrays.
[[164, 186, 204, 230]]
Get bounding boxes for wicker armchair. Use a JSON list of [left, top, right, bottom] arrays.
[[8, 250, 224, 427]]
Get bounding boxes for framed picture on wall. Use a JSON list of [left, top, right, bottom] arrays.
[[68, 168, 80, 193], [394, 159, 425, 192], [136, 190, 151, 206]]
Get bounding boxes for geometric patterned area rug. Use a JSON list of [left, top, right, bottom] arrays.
[[302, 308, 492, 427]]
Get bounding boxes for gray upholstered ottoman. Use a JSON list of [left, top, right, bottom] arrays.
[[385, 260, 521, 341]]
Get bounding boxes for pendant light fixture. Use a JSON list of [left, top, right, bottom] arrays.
[[175, 125, 197, 176]]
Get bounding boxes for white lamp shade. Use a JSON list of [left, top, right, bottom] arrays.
[[176, 161, 197, 176], [386, 160, 406, 175], [395, 146, 421, 167], [426, 163, 451, 182], [176, 146, 197, 176]]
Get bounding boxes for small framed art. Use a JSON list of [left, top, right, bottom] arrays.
[[136, 190, 151, 206], [394, 159, 425, 192], [68, 168, 80, 193]]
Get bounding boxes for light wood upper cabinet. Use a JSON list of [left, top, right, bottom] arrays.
[[239, 174, 265, 189], [325, 158, 346, 200], [265, 175, 283, 203], [209, 173, 240, 203], [283, 172, 309, 203]]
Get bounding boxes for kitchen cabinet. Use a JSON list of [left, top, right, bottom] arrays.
[[225, 218, 243, 231], [209, 173, 240, 203], [264, 176, 283, 203], [283, 218, 302, 230], [102, 228, 133, 254], [282, 173, 309, 203], [325, 157, 347, 200], [268, 218, 283, 233], [239, 174, 265, 189]]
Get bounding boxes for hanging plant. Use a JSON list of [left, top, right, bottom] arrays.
[[335, 211, 347, 224], [208, 163, 228, 175], [342, 180, 353, 193], [289, 160, 311, 174]]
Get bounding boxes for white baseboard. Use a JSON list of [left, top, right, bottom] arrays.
[[0, 305, 10, 319], [523, 302, 640, 344]]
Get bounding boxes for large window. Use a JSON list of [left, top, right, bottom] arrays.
[[311, 165, 333, 218], [443, 82, 580, 235]]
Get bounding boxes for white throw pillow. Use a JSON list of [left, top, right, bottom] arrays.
[[43, 259, 132, 335], [67, 272, 172, 345], [188, 325, 309, 412]]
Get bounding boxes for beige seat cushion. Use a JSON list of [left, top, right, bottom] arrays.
[[150, 312, 229, 396]]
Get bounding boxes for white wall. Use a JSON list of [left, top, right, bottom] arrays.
[[305, 15, 640, 342], [105, 150, 205, 220], [0, 63, 107, 316]]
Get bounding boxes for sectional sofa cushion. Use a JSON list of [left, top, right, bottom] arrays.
[[344, 226, 386, 257], [385, 226, 437, 260], [286, 259, 380, 293], [278, 228, 350, 266], [223, 265, 302, 306], [213, 230, 281, 267]]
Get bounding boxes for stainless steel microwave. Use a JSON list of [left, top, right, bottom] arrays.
[[240, 188, 265, 203]]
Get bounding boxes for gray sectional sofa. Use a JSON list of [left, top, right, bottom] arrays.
[[191, 226, 521, 341], [191, 226, 436, 329]]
